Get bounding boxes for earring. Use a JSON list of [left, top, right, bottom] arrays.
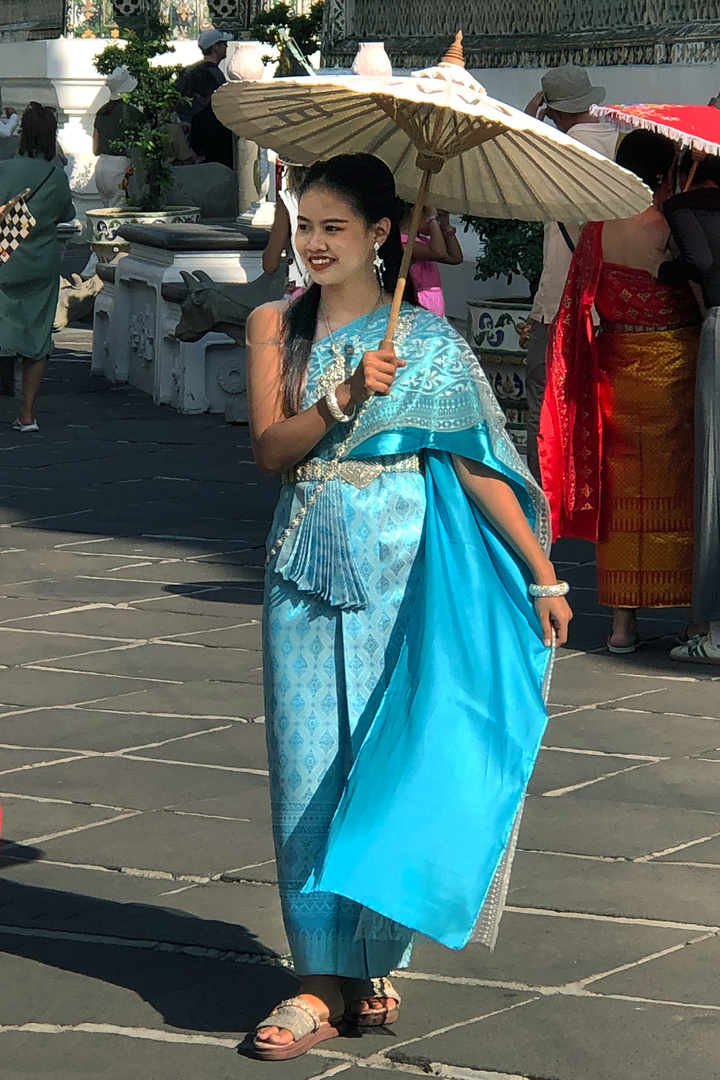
[[373, 241, 386, 288]]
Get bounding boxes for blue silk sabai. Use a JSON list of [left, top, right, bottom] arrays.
[[269, 303, 553, 952]]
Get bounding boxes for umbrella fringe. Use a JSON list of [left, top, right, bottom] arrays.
[[594, 106, 720, 156]]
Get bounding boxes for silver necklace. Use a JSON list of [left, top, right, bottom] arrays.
[[319, 289, 383, 372]]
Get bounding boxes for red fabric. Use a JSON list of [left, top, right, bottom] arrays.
[[597, 103, 720, 152], [539, 221, 701, 543], [594, 262, 700, 330], [539, 221, 604, 542]]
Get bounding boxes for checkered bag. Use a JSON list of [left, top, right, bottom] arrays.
[[0, 188, 36, 264], [0, 167, 54, 265]]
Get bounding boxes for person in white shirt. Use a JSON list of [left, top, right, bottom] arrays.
[[524, 66, 618, 481], [0, 108, 19, 138]]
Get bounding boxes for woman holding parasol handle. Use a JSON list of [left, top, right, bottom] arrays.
[[245, 152, 571, 1060]]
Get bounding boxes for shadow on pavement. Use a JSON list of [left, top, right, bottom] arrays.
[[163, 581, 265, 604], [0, 864, 296, 1035]]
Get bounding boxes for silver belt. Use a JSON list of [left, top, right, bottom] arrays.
[[282, 452, 422, 489]]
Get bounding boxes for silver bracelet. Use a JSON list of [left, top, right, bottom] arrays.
[[529, 580, 570, 598], [324, 386, 354, 423]]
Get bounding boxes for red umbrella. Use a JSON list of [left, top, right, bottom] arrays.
[[594, 103, 720, 155], [594, 102, 720, 188]]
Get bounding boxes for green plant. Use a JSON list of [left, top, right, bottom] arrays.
[[461, 216, 544, 298], [94, 17, 183, 211], [252, 1, 325, 75]]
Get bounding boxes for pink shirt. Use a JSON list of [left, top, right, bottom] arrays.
[[402, 232, 445, 316]]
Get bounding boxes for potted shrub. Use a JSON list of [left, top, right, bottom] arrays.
[[86, 16, 200, 260], [461, 216, 544, 455], [251, 1, 325, 75]]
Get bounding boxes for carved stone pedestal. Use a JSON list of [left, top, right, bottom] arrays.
[[92, 222, 269, 416], [91, 263, 118, 381]]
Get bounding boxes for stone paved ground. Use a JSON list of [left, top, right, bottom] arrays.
[[0, 331, 719, 1080]]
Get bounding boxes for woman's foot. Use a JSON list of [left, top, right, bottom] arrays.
[[343, 976, 401, 1026], [607, 608, 638, 653], [254, 977, 345, 1051], [12, 417, 39, 433]]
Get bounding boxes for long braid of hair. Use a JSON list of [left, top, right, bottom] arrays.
[[280, 154, 418, 418]]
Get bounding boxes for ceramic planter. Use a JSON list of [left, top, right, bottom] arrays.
[[467, 297, 532, 454], [85, 205, 201, 263]]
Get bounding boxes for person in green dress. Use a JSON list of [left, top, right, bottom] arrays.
[[0, 102, 75, 432]]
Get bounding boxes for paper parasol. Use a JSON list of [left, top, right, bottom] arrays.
[[214, 33, 652, 345]]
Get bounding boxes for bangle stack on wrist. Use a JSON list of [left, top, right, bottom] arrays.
[[529, 581, 570, 598], [324, 386, 354, 423]]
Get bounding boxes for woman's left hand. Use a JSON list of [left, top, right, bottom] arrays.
[[535, 596, 573, 647]]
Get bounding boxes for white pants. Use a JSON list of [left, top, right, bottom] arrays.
[[94, 155, 130, 207]]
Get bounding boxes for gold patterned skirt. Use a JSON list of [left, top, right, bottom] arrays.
[[596, 325, 699, 609]]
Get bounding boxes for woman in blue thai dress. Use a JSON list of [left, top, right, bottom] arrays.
[[246, 154, 572, 1061]]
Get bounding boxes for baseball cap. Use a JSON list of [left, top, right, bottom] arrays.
[[198, 28, 232, 51]]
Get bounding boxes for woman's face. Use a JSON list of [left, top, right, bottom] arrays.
[[295, 185, 390, 288]]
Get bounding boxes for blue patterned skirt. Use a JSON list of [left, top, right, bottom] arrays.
[[263, 471, 426, 977]]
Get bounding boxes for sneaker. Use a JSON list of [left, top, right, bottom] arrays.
[[12, 418, 39, 433], [670, 633, 720, 665]]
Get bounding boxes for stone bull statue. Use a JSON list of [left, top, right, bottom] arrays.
[[171, 270, 286, 422], [174, 270, 286, 345], [53, 274, 104, 332]]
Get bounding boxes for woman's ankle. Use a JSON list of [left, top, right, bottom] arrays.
[[297, 976, 344, 1014], [612, 608, 637, 633]]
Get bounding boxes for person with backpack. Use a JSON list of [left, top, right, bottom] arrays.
[[92, 67, 142, 208]]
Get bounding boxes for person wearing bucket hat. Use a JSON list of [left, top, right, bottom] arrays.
[[176, 28, 232, 122], [523, 66, 617, 482], [541, 65, 606, 116]]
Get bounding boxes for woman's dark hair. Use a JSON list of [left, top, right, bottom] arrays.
[[280, 153, 417, 417], [615, 129, 676, 192], [19, 101, 58, 162], [691, 153, 720, 187]]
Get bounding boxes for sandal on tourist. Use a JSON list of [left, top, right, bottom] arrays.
[[606, 635, 639, 655], [342, 976, 402, 1027], [670, 633, 720, 666], [12, 418, 39, 433], [252, 997, 346, 1061]]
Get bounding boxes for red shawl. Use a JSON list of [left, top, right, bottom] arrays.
[[538, 222, 604, 542]]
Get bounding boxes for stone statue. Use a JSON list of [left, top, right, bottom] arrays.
[[171, 269, 287, 423], [53, 274, 104, 332], [173, 269, 286, 345]]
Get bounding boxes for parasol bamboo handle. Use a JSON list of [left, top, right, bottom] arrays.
[[683, 159, 699, 192], [380, 168, 432, 351]]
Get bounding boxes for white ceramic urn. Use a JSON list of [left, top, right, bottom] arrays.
[[351, 42, 393, 77], [227, 41, 266, 82]]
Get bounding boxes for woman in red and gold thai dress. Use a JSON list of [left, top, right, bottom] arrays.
[[540, 130, 700, 652]]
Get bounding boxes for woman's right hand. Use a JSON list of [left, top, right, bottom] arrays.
[[346, 347, 406, 403]]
